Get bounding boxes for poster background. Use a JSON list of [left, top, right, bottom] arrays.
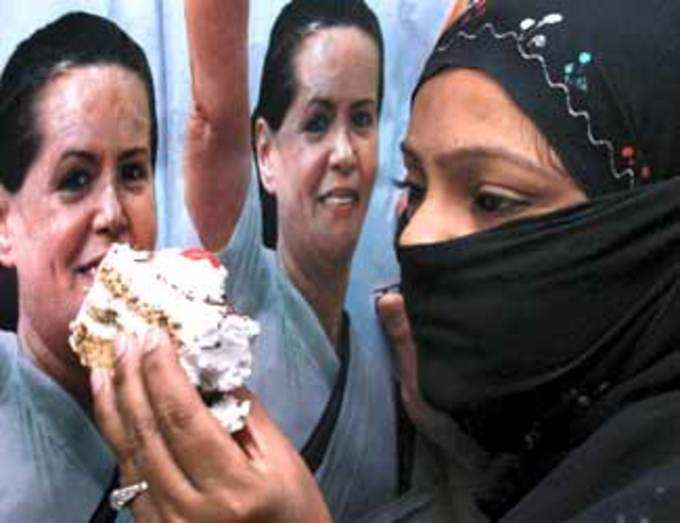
[[0, 1, 453, 359]]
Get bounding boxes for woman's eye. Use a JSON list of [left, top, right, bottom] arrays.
[[57, 168, 92, 194], [120, 163, 149, 185], [351, 110, 374, 129], [474, 189, 529, 214], [303, 113, 331, 134]]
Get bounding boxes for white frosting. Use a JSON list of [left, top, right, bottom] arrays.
[[70, 243, 259, 432]]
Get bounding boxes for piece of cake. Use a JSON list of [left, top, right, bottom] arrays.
[[69, 243, 259, 432]]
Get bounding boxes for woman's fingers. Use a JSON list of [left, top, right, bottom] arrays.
[[376, 293, 459, 445], [91, 366, 152, 507], [90, 346, 172, 520], [376, 292, 419, 399], [236, 390, 296, 464], [91, 366, 130, 468], [376, 293, 489, 473], [239, 390, 333, 522], [376, 291, 428, 424], [140, 330, 249, 489], [94, 330, 331, 522], [112, 332, 195, 508]]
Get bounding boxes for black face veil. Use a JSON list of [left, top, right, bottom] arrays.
[[400, 182, 680, 450]]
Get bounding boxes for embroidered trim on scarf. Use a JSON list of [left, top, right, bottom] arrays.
[[436, 13, 636, 188]]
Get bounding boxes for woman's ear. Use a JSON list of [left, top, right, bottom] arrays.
[[0, 189, 15, 268], [255, 118, 278, 196]]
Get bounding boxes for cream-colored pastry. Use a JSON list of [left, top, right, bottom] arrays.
[[69, 243, 259, 432]]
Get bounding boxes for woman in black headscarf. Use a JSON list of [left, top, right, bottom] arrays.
[[377, 0, 680, 521]]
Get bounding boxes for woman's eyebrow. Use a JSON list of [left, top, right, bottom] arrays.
[[351, 99, 377, 109], [435, 146, 559, 178], [307, 98, 334, 110], [119, 147, 148, 162], [59, 150, 97, 163]]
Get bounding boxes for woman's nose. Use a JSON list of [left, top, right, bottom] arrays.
[[92, 183, 128, 239], [329, 128, 357, 174], [399, 197, 477, 246]]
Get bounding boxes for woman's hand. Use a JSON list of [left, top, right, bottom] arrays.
[[90, 331, 331, 523], [376, 291, 472, 457], [377, 291, 491, 522]]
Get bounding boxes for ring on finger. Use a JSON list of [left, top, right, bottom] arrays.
[[110, 480, 149, 511]]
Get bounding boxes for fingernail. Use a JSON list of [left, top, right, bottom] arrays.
[[143, 329, 162, 354], [90, 368, 109, 393], [373, 282, 401, 299], [114, 335, 127, 361]]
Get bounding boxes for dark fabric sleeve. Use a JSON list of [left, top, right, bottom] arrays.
[[504, 393, 680, 522], [564, 465, 680, 523]]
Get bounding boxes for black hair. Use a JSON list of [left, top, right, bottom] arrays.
[[252, 0, 384, 247], [0, 11, 157, 193]]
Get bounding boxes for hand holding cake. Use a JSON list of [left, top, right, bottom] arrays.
[[91, 330, 330, 523], [85, 244, 331, 521]]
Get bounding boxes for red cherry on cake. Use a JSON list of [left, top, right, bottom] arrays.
[[181, 248, 221, 269]]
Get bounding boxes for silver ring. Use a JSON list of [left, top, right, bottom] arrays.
[[109, 480, 149, 511]]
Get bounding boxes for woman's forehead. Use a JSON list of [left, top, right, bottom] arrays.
[[407, 69, 548, 164], [36, 64, 151, 155], [292, 26, 379, 103]]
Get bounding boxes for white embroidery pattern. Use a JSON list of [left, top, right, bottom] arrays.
[[437, 15, 636, 188]]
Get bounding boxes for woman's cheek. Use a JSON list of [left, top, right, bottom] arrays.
[[129, 193, 158, 249]]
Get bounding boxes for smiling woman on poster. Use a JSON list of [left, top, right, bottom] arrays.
[[183, 0, 400, 519]]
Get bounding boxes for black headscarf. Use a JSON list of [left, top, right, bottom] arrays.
[[399, 0, 680, 519], [414, 0, 680, 196]]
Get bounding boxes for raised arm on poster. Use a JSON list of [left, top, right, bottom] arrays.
[[184, 0, 250, 252]]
